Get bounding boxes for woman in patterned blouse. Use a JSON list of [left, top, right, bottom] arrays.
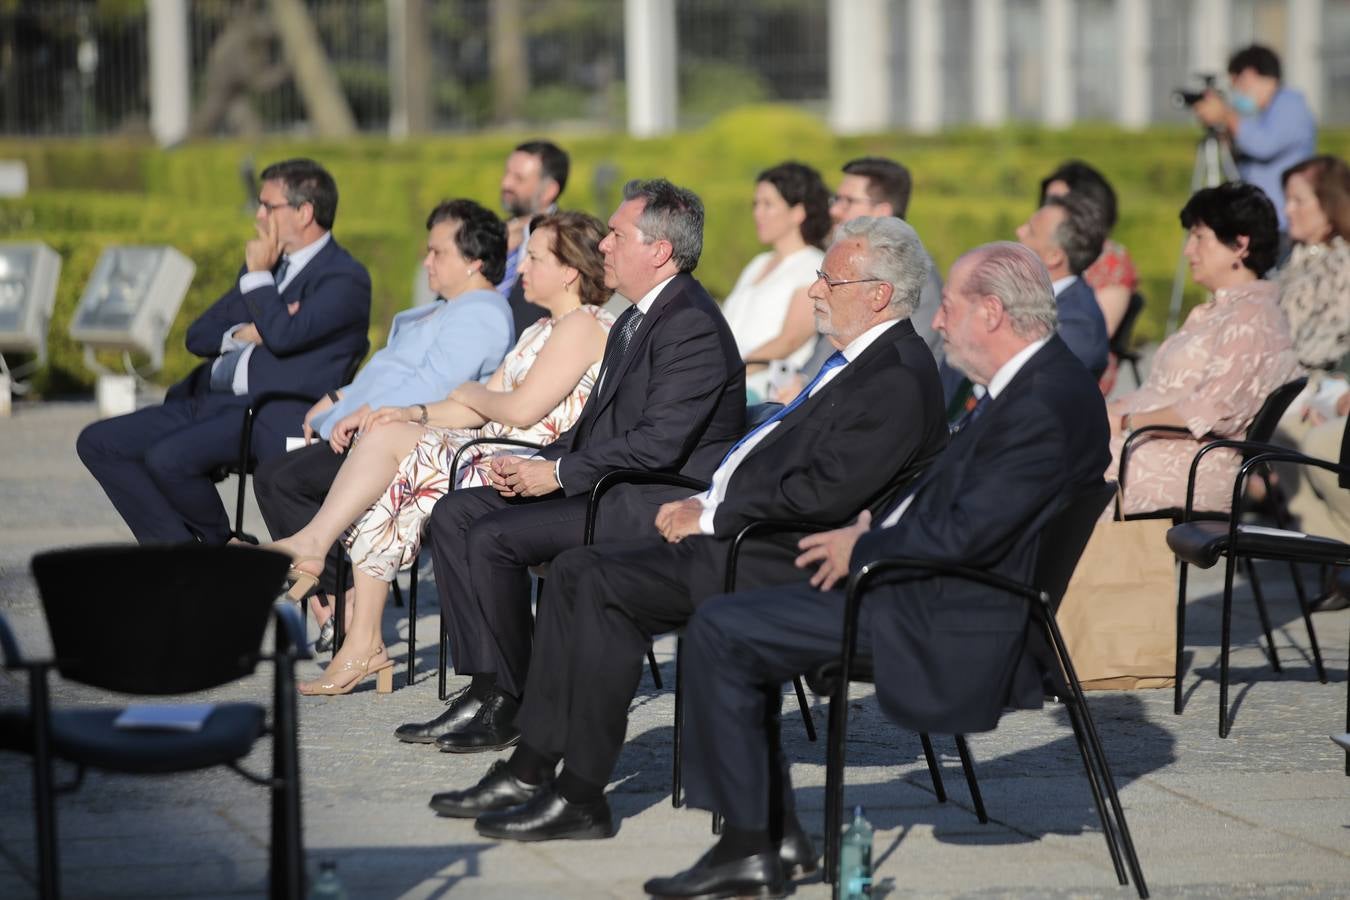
[[1104, 183, 1302, 517], [271, 211, 615, 694]]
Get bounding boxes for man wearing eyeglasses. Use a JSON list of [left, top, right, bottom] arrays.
[[781, 158, 946, 403], [77, 158, 371, 545], [426, 216, 947, 853]]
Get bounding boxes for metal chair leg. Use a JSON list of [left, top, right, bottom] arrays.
[[1063, 700, 1129, 886], [953, 735, 988, 824], [1288, 561, 1327, 683], [31, 675, 59, 899], [406, 566, 418, 688], [1174, 560, 1189, 715], [919, 733, 947, 802], [1220, 554, 1238, 738], [792, 675, 816, 742], [823, 687, 849, 886], [438, 617, 448, 702], [672, 637, 684, 808], [648, 648, 663, 689], [1243, 559, 1282, 672], [333, 554, 346, 660], [391, 578, 404, 608]]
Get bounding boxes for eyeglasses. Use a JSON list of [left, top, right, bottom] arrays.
[[830, 194, 875, 208], [257, 199, 297, 214], [815, 269, 884, 291]]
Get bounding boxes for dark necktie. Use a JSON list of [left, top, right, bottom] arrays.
[[949, 390, 990, 435], [597, 306, 645, 388], [273, 255, 291, 287], [712, 350, 847, 475]]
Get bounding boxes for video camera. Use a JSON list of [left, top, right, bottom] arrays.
[[1173, 73, 1219, 108]]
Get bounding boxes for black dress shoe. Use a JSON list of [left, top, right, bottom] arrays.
[[475, 784, 614, 842], [777, 827, 817, 877], [436, 688, 520, 753], [395, 685, 485, 744], [428, 759, 548, 818], [644, 849, 788, 899]]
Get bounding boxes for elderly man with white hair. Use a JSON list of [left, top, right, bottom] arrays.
[[427, 216, 950, 852], [643, 241, 1112, 899]]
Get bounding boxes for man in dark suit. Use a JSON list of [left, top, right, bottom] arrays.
[[1016, 192, 1110, 377], [77, 158, 370, 545], [640, 241, 1110, 898], [394, 179, 746, 746], [428, 216, 950, 848], [943, 191, 1111, 412], [496, 140, 568, 336]]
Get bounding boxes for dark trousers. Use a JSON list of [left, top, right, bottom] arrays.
[[252, 441, 348, 595], [425, 483, 678, 699], [513, 536, 804, 791], [679, 581, 872, 830], [76, 394, 250, 544]]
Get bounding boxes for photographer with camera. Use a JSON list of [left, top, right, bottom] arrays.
[[1191, 44, 1317, 235]]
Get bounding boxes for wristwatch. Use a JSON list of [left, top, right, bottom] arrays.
[[415, 403, 429, 425]]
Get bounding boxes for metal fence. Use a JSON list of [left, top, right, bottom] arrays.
[[0, 0, 1347, 138]]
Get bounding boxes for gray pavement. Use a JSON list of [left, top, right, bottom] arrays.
[[0, 399, 1347, 899]]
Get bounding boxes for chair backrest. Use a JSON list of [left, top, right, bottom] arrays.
[[342, 338, 370, 385], [1244, 377, 1308, 445], [1340, 417, 1350, 490], [30, 544, 290, 695], [1109, 292, 1146, 355], [1032, 480, 1118, 613]]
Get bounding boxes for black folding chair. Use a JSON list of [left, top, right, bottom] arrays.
[[1110, 291, 1147, 389], [1165, 434, 1340, 737], [0, 544, 309, 899], [817, 482, 1148, 897], [212, 342, 368, 545]]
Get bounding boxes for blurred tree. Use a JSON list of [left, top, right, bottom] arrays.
[[266, 0, 356, 136], [489, 0, 527, 124]]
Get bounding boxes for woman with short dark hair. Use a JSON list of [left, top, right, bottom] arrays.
[[719, 161, 832, 402], [1103, 182, 1302, 517]]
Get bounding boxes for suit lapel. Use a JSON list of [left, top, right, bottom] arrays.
[[277, 238, 337, 300], [585, 274, 684, 417]]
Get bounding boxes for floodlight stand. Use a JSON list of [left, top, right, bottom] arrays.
[[0, 351, 40, 395], [83, 346, 164, 418], [81, 345, 164, 383], [1165, 127, 1242, 334]]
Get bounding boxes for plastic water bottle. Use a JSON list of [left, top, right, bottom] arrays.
[[309, 860, 348, 900], [837, 805, 873, 899]]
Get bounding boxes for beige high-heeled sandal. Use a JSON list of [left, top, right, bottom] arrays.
[[261, 544, 325, 603], [298, 645, 394, 696]]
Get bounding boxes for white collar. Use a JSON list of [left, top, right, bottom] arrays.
[[631, 273, 677, 316], [985, 336, 1050, 399], [1051, 274, 1077, 297], [282, 231, 331, 279], [835, 318, 900, 362]]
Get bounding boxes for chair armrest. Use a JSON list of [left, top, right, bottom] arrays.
[[0, 609, 24, 668], [1178, 437, 1299, 523], [450, 437, 548, 485], [835, 557, 1047, 706], [726, 519, 833, 593], [235, 390, 324, 474], [584, 470, 710, 545], [1117, 425, 1194, 513]]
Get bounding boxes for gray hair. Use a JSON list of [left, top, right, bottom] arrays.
[[836, 215, 930, 318], [622, 178, 705, 271], [1044, 193, 1108, 276], [958, 242, 1058, 339]]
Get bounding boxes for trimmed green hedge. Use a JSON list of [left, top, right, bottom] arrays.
[[4, 106, 1349, 395]]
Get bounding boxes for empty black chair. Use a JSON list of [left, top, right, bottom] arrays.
[[818, 482, 1148, 897], [1166, 432, 1340, 737], [0, 544, 309, 899]]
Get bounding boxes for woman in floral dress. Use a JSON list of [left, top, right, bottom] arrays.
[[1106, 183, 1302, 518], [271, 211, 613, 694]]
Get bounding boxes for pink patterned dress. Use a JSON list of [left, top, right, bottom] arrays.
[[343, 305, 615, 580], [1107, 280, 1302, 517]]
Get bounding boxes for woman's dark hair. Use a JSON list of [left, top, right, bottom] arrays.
[[528, 210, 609, 306], [425, 199, 508, 285], [1038, 159, 1118, 232], [757, 161, 833, 249], [1282, 154, 1350, 242], [1179, 182, 1279, 275]]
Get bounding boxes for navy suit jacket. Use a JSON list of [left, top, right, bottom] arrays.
[[169, 237, 371, 460], [849, 335, 1110, 734], [539, 272, 746, 519], [1055, 276, 1110, 378]]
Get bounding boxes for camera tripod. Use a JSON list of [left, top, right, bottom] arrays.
[[1165, 127, 1242, 334]]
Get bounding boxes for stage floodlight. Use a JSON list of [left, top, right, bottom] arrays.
[[69, 245, 195, 374], [0, 242, 62, 385]]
